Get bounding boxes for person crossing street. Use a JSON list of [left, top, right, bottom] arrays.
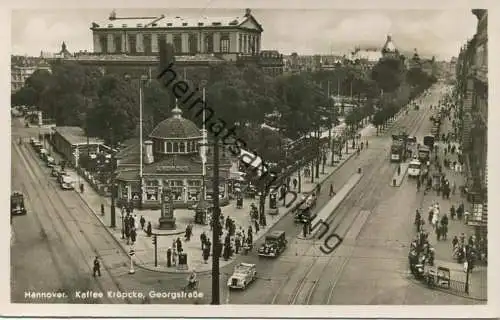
[[93, 256, 101, 277]]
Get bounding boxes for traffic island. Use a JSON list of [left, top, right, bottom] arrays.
[[390, 163, 409, 187], [297, 172, 363, 240]]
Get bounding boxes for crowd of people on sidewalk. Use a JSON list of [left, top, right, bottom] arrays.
[[408, 98, 487, 285]]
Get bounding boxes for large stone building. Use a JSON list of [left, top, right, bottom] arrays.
[[64, 9, 282, 79], [455, 9, 488, 229], [114, 106, 231, 209], [11, 56, 51, 93]]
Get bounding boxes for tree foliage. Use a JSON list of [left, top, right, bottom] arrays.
[[371, 57, 405, 93]]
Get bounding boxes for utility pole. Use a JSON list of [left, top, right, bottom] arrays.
[[315, 129, 320, 179], [153, 234, 158, 267], [139, 75, 147, 209], [211, 137, 220, 305], [110, 129, 116, 228]]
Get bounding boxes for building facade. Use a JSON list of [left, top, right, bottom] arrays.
[[455, 9, 488, 228], [115, 106, 231, 209], [64, 9, 284, 79], [258, 50, 284, 77], [11, 56, 51, 93]]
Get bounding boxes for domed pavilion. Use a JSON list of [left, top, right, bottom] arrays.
[[115, 106, 231, 209]]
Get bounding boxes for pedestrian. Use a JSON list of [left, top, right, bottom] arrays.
[[235, 233, 241, 254], [397, 165, 401, 176], [172, 247, 177, 266], [80, 183, 84, 194], [101, 204, 105, 216], [200, 231, 207, 250], [166, 248, 172, 267], [452, 182, 456, 195], [452, 235, 459, 251], [140, 216, 146, 230], [130, 228, 137, 244], [293, 178, 298, 190], [427, 208, 434, 225], [254, 219, 259, 234], [176, 237, 183, 253], [93, 256, 101, 277], [185, 223, 192, 241], [329, 184, 335, 197], [146, 221, 152, 236]]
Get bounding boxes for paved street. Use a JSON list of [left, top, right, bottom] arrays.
[[10, 8, 489, 310], [220, 84, 485, 305], [10, 116, 372, 304], [11, 120, 208, 304]]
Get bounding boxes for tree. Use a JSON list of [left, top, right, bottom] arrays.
[[11, 87, 37, 107], [371, 57, 405, 93], [86, 75, 139, 144]]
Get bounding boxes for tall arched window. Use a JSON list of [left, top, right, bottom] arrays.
[[205, 34, 214, 53], [187, 141, 191, 153], [173, 142, 179, 153], [167, 142, 172, 153], [179, 142, 186, 153], [173, 35, 182, 54], [188, 34, 198, 54]]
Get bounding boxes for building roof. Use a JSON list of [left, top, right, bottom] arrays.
[[149, 107, 202, 139], [382, 35, 397, 53], [54, 126, 104, 146], [67, 53, 226, 64], [115, 138, 140, 163], [91, 9, 262, 32]]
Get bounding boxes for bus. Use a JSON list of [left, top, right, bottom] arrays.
[[423, 135, 435, 149], [418, 145, 431, 163]]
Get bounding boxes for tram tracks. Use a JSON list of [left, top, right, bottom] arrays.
[[323, 102, 436, 305], [269, 96, 436, 305], [13, 142, 132, 303]]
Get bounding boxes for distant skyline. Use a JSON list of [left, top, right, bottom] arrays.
[[11, 8, 478, 60]]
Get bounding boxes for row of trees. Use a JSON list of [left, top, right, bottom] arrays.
[[12, 53, 436, 155]]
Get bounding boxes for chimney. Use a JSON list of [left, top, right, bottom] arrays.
[[144, 140, 154, 164]]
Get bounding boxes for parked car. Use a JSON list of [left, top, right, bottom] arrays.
[[39, 148, 48, 160], [11, 191, 27, 215], [258, 231, 287, 258], [51, 166, 62, 177], [60, 175, 75, 190], [32, 141, 43, 152], [46, 156, 56, 168], [227, 262, 257, 289]]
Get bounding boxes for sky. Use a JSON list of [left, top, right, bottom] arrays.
[[11, 8, 478, 60]]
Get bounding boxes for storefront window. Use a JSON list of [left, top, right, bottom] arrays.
[[120, 184, 128, 200], [173, 142, 179, 153], [163, 180, 184, 201], [145, 180, 159, 201], [187, 142, 191, 153], [187, 180, 201, 201], [167, 142, 172, 153]]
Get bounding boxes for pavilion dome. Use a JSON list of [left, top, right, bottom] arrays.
[[149, 106, 201, 139]]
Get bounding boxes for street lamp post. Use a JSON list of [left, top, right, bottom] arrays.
[[211, 137, 221, 305], [110, 130, 116, 229], [138, 75, 148, 210]]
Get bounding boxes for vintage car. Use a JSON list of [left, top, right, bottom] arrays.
[[46, 156, 56, 168], [294, 194, 315, 223], [11, 191, 27, 215], [226, 262, 256, 289], [258, 231, 287, 257]]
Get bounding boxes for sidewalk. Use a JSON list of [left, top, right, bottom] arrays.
[[414, 113, 487, 300], [59, 123, 378, 274]]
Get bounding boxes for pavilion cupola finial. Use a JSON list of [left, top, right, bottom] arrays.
[[172, 99, 183, 119]]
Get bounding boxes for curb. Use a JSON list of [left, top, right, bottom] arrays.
[[75, 135, 365, 274], [390, 164, 409, 187], [303, 173, 363, 240]]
